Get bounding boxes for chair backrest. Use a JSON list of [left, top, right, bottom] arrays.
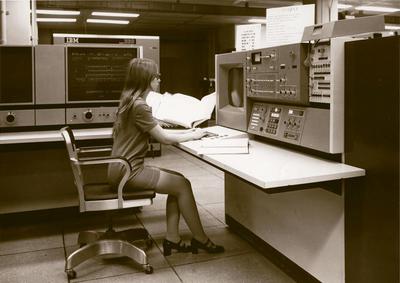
[[60, 126, 86, 210], [60, 126, 78, 159]]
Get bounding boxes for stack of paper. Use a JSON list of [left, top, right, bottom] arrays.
[[146, 91, 216, 128], [198, 137, 249, 155]]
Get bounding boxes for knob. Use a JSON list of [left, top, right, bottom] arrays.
[[6, 112, 16, 124], [83, 110, 93, 121]]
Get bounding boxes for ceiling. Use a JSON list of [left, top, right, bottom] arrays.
[[35, 0, 400, 34]]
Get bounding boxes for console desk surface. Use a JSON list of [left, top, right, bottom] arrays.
[[176, 126, 365, 189], [0, 128, 113, 144], [0, 125, 365, 190]]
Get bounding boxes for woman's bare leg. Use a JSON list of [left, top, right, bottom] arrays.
[[155, 170, 208, 243], [165, 195, 180, 242]]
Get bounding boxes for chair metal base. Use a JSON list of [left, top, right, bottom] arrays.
[[65, 228, 154, 279], [77, 227, 150, 245]]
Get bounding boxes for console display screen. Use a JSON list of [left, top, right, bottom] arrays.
[[67, 47, 138, 102], [0, 46, 33, 104]]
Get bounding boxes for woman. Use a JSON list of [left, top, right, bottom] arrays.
[[108, 58, 224, 256]]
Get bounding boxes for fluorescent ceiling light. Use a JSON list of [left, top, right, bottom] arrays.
[[386, 25, 400, 30], [36, 9, 80, 15], [355, 6, 400, 13], [53, 33, 159, 40], [91, 11, 139, 18], [87, 19, 129, 25], [248, 18, 267, 24], [37, 18, 77, 22], [337, 4, 352, 9]]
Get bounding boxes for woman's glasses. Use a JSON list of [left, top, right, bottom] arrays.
[[153, 73, 161, 80]]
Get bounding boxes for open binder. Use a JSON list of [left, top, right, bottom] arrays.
[[146, 91, 216, 128]]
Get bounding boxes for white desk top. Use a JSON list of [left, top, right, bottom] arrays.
[[1, 125, 365, 190], [0, 128, 113, 144], [177, 126, 365, 190]]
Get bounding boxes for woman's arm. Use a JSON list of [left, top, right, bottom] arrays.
[[149, 124, 206, 145], [164, 128, 195, 134]]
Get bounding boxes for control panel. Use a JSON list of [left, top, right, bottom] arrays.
[[248, 102, 306, 145], [66, 107, 117, 125], [246, 43, 309, 105], [248, 102, 334, 152], [309, 42, 331, 103]]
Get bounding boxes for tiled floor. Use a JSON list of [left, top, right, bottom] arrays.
[[0, 145, 295, 283]]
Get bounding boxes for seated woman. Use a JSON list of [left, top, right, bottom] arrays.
[[108, 58, 224, 256]]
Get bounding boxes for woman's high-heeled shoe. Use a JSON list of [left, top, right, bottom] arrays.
[[191, 238, 225, 254], [162, 239, 191, 256]]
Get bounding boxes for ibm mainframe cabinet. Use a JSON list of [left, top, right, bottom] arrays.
[[345, 35, 399, 283]]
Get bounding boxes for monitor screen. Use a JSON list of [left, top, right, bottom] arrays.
[[228, 67, 244, 108], [0, 46, 33, 104], [67, 47, 138, 102]]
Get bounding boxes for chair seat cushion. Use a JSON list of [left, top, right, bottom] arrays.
[[83, 183, 155, 201]]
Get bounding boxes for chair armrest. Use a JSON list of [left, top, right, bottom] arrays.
[[77, 145, 112, 154], [75, 156, 132, 209], [77, 156, 131, 171]]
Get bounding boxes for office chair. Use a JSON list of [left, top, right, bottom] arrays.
[[60, 126, 156, 279]]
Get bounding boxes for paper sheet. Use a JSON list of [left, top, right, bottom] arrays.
[[146, 91, 216, 128]]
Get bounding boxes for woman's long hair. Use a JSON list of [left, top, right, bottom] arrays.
[[113, 58, 158, 136]]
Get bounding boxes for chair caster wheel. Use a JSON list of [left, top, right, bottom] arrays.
[[66, 269, 77, 279], [144, 265, 153, 274]]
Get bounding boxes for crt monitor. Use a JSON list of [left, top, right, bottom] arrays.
[[67, 46, 139, 103], [216, 51, 248, 131], [0, 46, 33, 104]]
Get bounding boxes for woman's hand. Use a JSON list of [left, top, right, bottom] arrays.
[[191, 128, 207, 140], [150, 125, 207, 144]]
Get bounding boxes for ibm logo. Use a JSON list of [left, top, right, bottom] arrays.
[[66, 37, 79, 43]]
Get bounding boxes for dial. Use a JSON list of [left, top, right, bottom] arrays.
[[5, 112, 16, 124], [83, 110, 93, 121]]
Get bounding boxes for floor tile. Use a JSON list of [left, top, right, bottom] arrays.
[[66, 240, 169, 282], [174, 151, 206, 165], [137, 205, 224, 236], [174, 252, 295, 283], [0, 222, 64, 255], [0, 248, 67, 283], [201, 165, 224, 179], [147, 159, 211, 178], [80, 266, 181, 283], [191, 183, 224, 205], [189, 175, 224, 189], [167, 146, 225, 179], [200, 203, 226, 224], [63, 211, 145, 247], [156, 226, 254, 267]]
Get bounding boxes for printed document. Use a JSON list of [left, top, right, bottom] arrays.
[[146, 91, 216, 128]]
